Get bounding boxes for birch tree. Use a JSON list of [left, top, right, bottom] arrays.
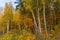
[[4, 2, 13, 33], [41, 0, 49, 38]]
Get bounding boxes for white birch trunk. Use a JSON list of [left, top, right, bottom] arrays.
[[42, 0, 48, 37], [7, 20, 9, 33], [37, 8, 42, 33], [37, 0, 42, 33], [31, 10, 38, 34]]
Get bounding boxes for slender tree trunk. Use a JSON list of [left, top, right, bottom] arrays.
[[18, 24, 21, 34], [42, 0, 49, 38], [37, 0, 42, 34], [31, 10, 38, 34], [37, 8, 42, 33], [7, 20, 9, 33]]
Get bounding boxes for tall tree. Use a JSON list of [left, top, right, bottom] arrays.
[[3, 2, 13, 33]]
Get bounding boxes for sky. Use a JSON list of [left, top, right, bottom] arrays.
[[0, 0, 16, 8]]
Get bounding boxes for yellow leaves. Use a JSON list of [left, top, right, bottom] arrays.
[[0, 15, 3, 24], [13, 10, 23, 25], [22, 0, 32, 10], [26, 33, 36, 40], [3, 2, 13, 21], [13, 13, 20, 23], [13, 10, 20, 24], [24, 18, 34, 28], [1, 33, 18, 40], [2, 34, 13, 40], [16, 29, 36, 40], [25, 5, 32, 10]]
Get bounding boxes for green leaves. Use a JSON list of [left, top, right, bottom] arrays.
[[0, 34, 15, 40]]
